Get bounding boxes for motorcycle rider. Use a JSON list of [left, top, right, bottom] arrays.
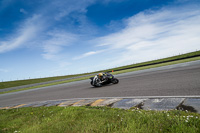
[[98, 73, 106, 81], [90, 72, 119, 87], [92, 72, 107, 86]]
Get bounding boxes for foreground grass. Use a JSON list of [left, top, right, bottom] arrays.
[[0, 106, 200, 133]]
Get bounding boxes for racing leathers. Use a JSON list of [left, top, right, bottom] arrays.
[[92, 73, 107, 86]]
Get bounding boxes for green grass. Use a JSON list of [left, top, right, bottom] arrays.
[[1, 50, 200, 92], [0, 73, 93, 90], [0, 106, 200, 133], [107, 50, 200, 72], [0, 76, 91, 94], [112, 56, 200, 75]]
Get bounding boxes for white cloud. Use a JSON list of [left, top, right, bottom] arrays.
[[51, 0, 94, 20], [0, 14, 44, 53], [20, 8, 28, 14], [101, 0, 124, 4], [73, 50, 105, 60], [0, 26, 37, 53], [0, 0, 94, 54], [91, 4, 200, 65], [42, 30, 78, 60]]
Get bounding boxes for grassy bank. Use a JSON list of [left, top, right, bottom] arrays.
[[1, 50, 200, 91], [0, 73, 92, 90], [0, 106, 200, 133], [106, 50, 200, 72], [112, 56, 200, 75], [0, 76, 91, 94]]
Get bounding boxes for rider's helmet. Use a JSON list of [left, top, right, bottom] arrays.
[[98, 73, 103, 78]]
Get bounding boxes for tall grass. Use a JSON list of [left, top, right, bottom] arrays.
[[0, 106, 200, 133]]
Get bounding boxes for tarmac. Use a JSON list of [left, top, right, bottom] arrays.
[[1, 60, 200, 113]]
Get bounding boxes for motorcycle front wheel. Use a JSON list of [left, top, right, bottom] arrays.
[[112, 78, 119, 84]]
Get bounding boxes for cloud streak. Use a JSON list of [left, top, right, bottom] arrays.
[[20, 8, 28, 14], [0, 15, 44, 53], [73, 50, 105, 60], [42, 30, 78, 60]]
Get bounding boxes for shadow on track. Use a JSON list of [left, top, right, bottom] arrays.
[[88, 83, 117, 89]]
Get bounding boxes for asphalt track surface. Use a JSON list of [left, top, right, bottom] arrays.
[[0, 61, 200, 107]]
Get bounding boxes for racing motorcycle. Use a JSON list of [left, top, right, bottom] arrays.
[[90, 72, 119, 87]]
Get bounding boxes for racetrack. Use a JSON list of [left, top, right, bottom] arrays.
[[0, 61, 200, 107]]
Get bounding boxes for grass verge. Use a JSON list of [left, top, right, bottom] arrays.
[[0, 76, 90, 94], [0, 73, 93, 90], [1, 56, 200, 94], [106, 50, 200, 72], [112, 56, 200, 75], [0, 106, 200, 133]]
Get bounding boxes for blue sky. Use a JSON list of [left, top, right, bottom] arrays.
[[0, 0, 200, 81]]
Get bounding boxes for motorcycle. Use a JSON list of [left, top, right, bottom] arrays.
[[90, 72, 119, 87]]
